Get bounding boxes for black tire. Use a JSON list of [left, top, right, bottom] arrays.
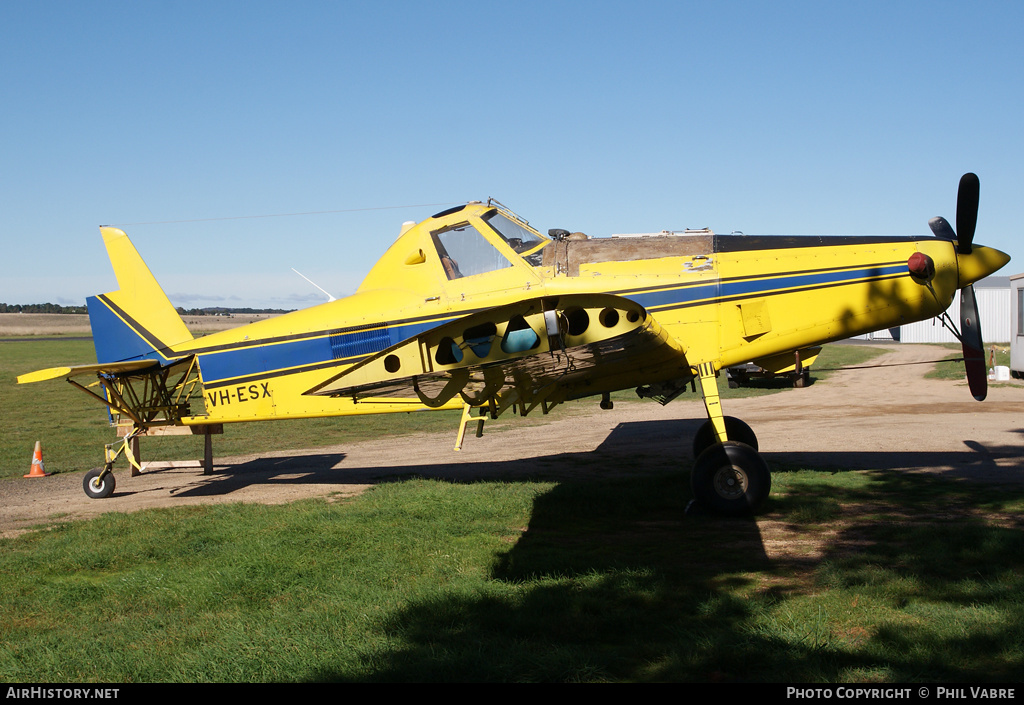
[[793, 370, 809, 388], [690, 441, 771, 516], [83, 467, 115, 499], [692, 416, 758, 458]]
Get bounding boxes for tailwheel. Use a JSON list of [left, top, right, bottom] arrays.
[[691, 441, 771, 516], [692, 416, 758, 458], [83, 465, 116, 500]]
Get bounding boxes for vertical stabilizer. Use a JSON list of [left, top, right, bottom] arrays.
[[88, 227, 194, 363]]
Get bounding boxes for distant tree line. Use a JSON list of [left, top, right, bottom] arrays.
[[175, 307, 295, 315], [0, 303, 87, 314], [1, 303, 293, 315]]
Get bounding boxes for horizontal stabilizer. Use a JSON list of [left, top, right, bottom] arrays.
[[17, 360, 161, 385]]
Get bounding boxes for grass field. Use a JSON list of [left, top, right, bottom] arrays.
[[0, 312, 279, 337], [8, 338, 1024, 682], [0, 338, 881, 479], [2, 468, 1023, 682], [1, 337, 478, 479], [925, 343, 1013, 382]]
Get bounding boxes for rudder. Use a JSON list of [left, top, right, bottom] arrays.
[[88, 227, 193, 364]]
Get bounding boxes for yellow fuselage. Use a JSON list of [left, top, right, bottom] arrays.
[[164, 203, 1003, 425]]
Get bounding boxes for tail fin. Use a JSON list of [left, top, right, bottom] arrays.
[[87, 227, 194, 364]]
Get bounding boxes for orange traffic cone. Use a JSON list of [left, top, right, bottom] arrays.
[[24, 441, 51, 478]]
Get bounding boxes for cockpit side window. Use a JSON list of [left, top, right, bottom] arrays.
[[432, 222, 513, 280], [482, 210, 549, 265]]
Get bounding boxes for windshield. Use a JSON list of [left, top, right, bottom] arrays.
[[482, 210, 548, 265], [432, 221, 513, 280]]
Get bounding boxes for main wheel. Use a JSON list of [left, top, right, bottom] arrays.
[[690, 441, 771, 516], [83, 466, 116, 499], [692, 416, 758, 458]]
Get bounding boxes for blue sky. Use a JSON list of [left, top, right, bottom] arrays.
[[2, 1, 1021, 309]]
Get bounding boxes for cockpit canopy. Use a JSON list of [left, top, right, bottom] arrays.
[[431, 207, 548, 280], [356, 202, 550, 295]]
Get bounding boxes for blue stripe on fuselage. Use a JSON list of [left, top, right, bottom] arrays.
[[197, 319, 445, 385], [720, 264, 905, 298], [197, 264, 906, 384], [627, 264, 905, 311], [198, 335, 335, 383]]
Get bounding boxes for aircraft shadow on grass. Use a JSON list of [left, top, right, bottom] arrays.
[[311, 435, 1024, 682], [104, 418, 1024, 681]]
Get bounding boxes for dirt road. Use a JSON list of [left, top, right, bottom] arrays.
[[3, 344, 1023, 537]]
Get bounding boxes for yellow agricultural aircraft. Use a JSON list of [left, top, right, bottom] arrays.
[[17, 174, 1010, 514]]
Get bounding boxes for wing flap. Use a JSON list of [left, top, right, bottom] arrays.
[[305, 294, 690, 408]]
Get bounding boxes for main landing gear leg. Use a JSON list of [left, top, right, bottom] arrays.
[[690, 363, 771, 516], [696, 362, 728, 446]]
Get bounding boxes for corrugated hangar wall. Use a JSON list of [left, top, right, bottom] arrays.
[[857, 277, 1010, 344]]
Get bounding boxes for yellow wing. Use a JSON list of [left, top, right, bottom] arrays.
[[305, 294, 691, 410]]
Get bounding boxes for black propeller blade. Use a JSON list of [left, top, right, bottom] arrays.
[[960, 285, 987, 401], [929, 173, 983, 397], [932, 172, 986, 400], [928, 216, 955, 241], [956, 172, 979, 255], [957, 173, 985, 399]]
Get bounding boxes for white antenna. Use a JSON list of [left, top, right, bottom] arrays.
[[291, 268, 336, 302]]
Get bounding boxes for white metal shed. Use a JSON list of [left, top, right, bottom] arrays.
[[897, 276, 1010, 344], [1010, 273, 1024, 376]]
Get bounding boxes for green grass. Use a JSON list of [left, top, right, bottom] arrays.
[[2, 470, 1023, 682], [1, 339, 886, 479], [716, 341, 887, 399], [4, 338, 1024, 682], [2, 339, 470, 479], [808, 341, 889, 379], [926, 343, 1014, 382]]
